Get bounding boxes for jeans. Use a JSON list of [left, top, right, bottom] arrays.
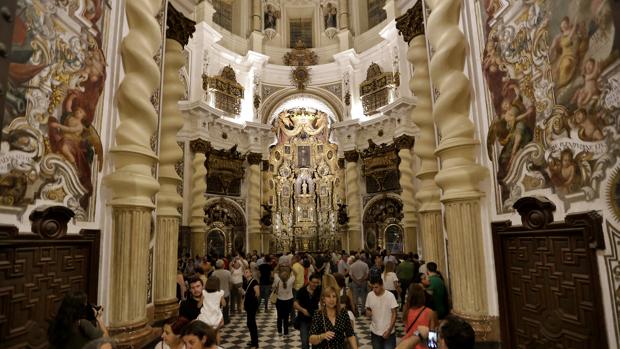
[[299, 320, 311, 349], [222, 296, 230, 324], [246, 306, 259, 346], [260, 285, 271, 310], [371, 333, 396, 349], [276, 298, 294, 335], [350, 282, 367, 314], [230, 283, 242, 313]]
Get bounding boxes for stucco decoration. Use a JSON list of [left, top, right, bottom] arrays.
[[483, 0, 620, 212], [1, 0, 107, 220]]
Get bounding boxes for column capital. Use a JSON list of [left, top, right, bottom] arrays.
[[394, 134, 415, 150], [166, 4, 196, 47], [189, 139, 211, 154], [344, 150, 359, 163], [247, 152, 263, 165], [396, 1, 424, 44]]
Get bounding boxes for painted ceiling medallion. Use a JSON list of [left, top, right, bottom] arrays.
[[291, 65, 311, 90]]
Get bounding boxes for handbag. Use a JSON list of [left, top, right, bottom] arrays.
[[270, 280, 280, 304]]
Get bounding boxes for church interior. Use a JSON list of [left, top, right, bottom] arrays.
[[1, 0, 620, 347]]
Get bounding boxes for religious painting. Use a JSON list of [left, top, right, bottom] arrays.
[[0, 0, 107, 220], [290, 19, 313, 48], [482, 0, 620, 212], [213, 0, 233, 32], [298, 145, 311, 168]]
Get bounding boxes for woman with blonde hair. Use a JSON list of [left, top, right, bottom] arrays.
[[273, 265, 296, 336], [309, 286, 358, 349], [382, 261, 399, 300]]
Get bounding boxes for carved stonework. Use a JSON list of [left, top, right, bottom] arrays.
[[344, 150, 359, 163], [262, 160, 270, 171], [360, 140, 400, 193], [283, 40, 318, 66], [603, 221, 620, 345], [206, 145, 246, 196], [29, 206, 75, 239], [203, 66, 244, 115], [359, 63, 399, 115], [394, 135, 415, 150], [338, 158, 345, 169], [248, 152, 263, 166], [166, 3, 196, 47], [396, 1, 424, 44], [291, 65, 311, 90], [190, 139, 211, 154]]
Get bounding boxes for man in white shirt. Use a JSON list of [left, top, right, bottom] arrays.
[[365, 278, 398, 349], [349, 256, 369, 315]]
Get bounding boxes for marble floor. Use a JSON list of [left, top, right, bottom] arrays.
[[219, 304, 405, 349]]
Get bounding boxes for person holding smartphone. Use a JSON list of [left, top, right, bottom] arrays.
[[395, 315, 475, 349]]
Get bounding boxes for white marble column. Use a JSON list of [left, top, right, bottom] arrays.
[[395, 135, 417, 253], [102, 0, 162, 345], [344, 150, 362, 250], [247, 153, 263, 252], [189, 140, 210, 257]]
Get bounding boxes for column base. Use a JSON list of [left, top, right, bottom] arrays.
[[452, 311, 501, 343], [109, 319, 160, 348], [153, 298, 180, 322], [248, 231, 261, 253]]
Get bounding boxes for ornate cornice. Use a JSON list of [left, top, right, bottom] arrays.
[[190, 139, 211, 154], [394, 135, 415, 150], [166, 3, 196, 47], [396, 1, 424, 44], [247, 152, 263, 165], [344, 150, 359, 163]]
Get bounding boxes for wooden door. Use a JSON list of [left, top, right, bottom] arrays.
[[492, 197, 608, 348]]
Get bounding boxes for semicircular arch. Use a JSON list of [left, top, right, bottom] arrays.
[[261, 87, 344, 125]]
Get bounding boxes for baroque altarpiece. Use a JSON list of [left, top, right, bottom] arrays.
[[265, 108, 345, 252]]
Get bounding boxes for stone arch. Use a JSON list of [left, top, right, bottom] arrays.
[[362, 194, 404, 252], [204, 197, 247, 255], [261, 87, 344, 124]]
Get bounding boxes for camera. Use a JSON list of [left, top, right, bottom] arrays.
[[86, 303, 102, 322], [427, 330, 438, 349]]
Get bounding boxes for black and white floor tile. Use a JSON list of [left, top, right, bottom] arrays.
[[219, 304, 404, 349]]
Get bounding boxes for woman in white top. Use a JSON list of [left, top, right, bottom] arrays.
[[198, 278, 226, 329], [230, 259, 244, 313], [272, 265, 296, 336], [382, 261, 400, 300]]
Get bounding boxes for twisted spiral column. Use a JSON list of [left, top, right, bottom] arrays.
[[190, 140, 210, 257], [395, 135, 418, 253], [344, 150, 362, 250], [247, 153, 262, 252], [397, 1, 446, 272], [102, 0, 162, 345], [426, 0, 494, 338]]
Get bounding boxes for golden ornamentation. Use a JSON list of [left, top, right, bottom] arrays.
[[359, 63, 399, 115], [202, 66, 244, 115]]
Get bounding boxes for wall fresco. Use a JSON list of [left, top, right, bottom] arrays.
[[483, 0, 620, 212], [1, 0, 107, 220]]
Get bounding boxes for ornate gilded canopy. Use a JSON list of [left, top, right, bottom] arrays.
[[359, 63, 399, 115], [202, 66, 244, 115]]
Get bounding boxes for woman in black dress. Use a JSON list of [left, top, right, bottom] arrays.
[[243, 268, 260, 349], [309, 286, 358, 349]]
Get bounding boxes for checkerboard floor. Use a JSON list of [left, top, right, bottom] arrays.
[[219, 303, 404, 349]]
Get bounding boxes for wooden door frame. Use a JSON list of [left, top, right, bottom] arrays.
[[491, 196, 608, 348]]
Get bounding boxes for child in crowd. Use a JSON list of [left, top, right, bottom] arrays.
[[198, 277, 226, 330]]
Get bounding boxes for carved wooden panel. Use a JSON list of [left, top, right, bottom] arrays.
[[492, 197, 608, 348], [0, 228, 100, 349]]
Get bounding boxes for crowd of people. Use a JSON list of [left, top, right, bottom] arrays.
[[48, 249, 476, 349]]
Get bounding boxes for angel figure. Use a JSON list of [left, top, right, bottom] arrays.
[[48, 106, 103, 208], [573, 108, 604, 141], [548, 148, 589, 195], [571, 58, 601, 108], [550, 17, 588, 89]]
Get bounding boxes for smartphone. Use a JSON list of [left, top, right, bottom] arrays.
[[427, 330, 438, 349]]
